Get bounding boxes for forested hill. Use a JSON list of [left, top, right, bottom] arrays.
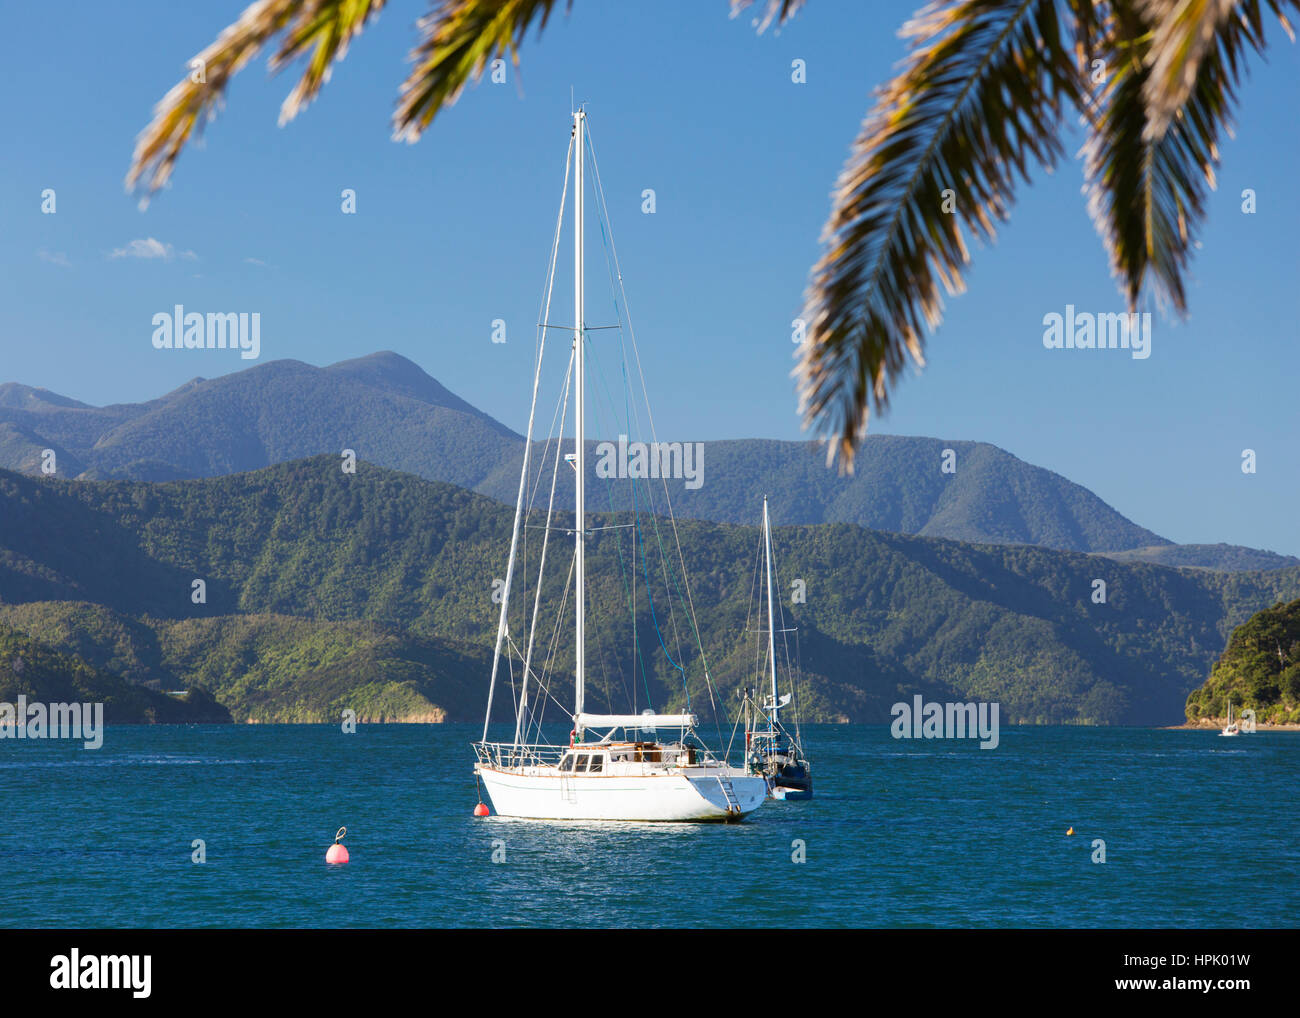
[[1185, 597, 1300, 724], [2, 458, 1297, 725], [2, 352, 1289, 569], [0, 624, 230, 723]]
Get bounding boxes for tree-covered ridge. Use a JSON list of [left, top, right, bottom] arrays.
[[0, 624, 230, 723], [1185, 598, 1300, 724], [482, 434, 1177, 555], [1099, 544, 1300, 572], [0, 603, 493, 724], [3, 457, 1299, 725], [3, 353, 1289, 569]]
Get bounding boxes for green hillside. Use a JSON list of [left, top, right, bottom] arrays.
[[1185, 598, 1300, 724], [0, 603, 492, 724], [3, 458, 1298, 725], [1100, 544, 1300, 572], [0, 624, 230, 723], [478, 434, 1178, 555]]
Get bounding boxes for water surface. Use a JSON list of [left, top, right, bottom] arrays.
[[2, 724, 1294, 927]]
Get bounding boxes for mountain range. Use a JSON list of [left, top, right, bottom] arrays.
[[2, 352, 1292, 571], [3, 457, 1298, 725]]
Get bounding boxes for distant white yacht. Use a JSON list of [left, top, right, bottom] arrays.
[[1219, 696, 1241, 737]]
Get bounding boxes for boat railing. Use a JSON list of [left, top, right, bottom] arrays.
[[474, 741, 568, 769]]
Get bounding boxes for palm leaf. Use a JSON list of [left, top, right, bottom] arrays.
[[393, 0, 564, 143], [1140, 0, 1297, 141], [798, 0, 1084, 471], [1082, 0, 1285, 312], [128, 0, 386, 196], [730, 0, 806, 32], [274, 0, 389, 126]]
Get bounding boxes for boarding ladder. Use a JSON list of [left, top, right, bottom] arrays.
[[716, 776, 741, 815]]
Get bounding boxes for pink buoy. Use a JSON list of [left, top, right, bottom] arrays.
[[326, 826, 349, 864]]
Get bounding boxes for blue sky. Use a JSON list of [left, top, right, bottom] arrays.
[[2, 1, 1297, 554]]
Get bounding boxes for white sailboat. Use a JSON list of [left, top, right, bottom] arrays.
[[743, 496, 813, 800], [1220, 696, 1241, 737], [471, 109, 767, 822]]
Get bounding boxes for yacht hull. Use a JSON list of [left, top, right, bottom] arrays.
[[477, 766, 767, 822]]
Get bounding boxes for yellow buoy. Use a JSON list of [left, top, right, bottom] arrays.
[[1066, 827, 1074, 836]]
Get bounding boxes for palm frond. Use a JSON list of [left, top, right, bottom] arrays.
[[127, 0, 386, 196], [393, 0, 564, 144], [273, 0, 388, 126], [1082, 0, 1283, 312], [1063, 0, 1105, 70], [1140, 0, 1297, 141], [798, 0, 1083, 471], [730, 0, 806, 33]]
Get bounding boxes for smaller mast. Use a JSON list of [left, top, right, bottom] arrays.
[[763, 495, 779, 728]]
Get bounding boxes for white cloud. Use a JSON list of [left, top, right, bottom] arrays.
[[109, 237, 197, 261], [244, 257, 268, 267], [37, 249, 71, 267]]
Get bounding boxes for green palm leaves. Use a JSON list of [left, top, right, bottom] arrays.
[[126, 0, 1297, 469], [799, 0, 1083, 469], [126, 0, 562, 193], [128, 0, 388, 195], [1081, 0, 1292, 320], [395, 0, 563, 143], [800, 0, 1294, 469]]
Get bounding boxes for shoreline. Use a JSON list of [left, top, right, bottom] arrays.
[[1163, 719, 1300, 732]]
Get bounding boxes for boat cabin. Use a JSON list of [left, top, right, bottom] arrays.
[[558, 741, 700, 773]]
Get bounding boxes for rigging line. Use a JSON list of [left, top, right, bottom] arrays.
[[513, 641, 571, 736], [482, 131, 573, 744], [503, 639, 519, 727], [518, 132, 579, 523], [508, 132, 575, 743], [584, 331, 653, 710], [617, 319, 642, 714], [504, 631, 570, 722], [585, 161, 690, 716], [587, 128, 720, 733], [584, 388, 637, 711], [769, 525, 807, 747], [587, 121, 725, 748], [525, 548, 578, 744], [515, 347, 575, 748], [524, 366, 570, 516], [646, 504, 689, 669], [522, 553, 579, 743], [587, 579, 630, 715], [749, 518, 765, 689], [525, 539, 575, 744], [522, 203, 580, 520], [484, 130, 572, 743], [632, 471, 688, 708], [791, 629, 804, 747]]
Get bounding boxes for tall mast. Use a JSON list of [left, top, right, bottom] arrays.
[[763, 495, 779, 727], [573, 109, 586, 730]]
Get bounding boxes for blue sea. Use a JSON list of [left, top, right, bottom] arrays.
[[2, 724, 1295, 928]]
